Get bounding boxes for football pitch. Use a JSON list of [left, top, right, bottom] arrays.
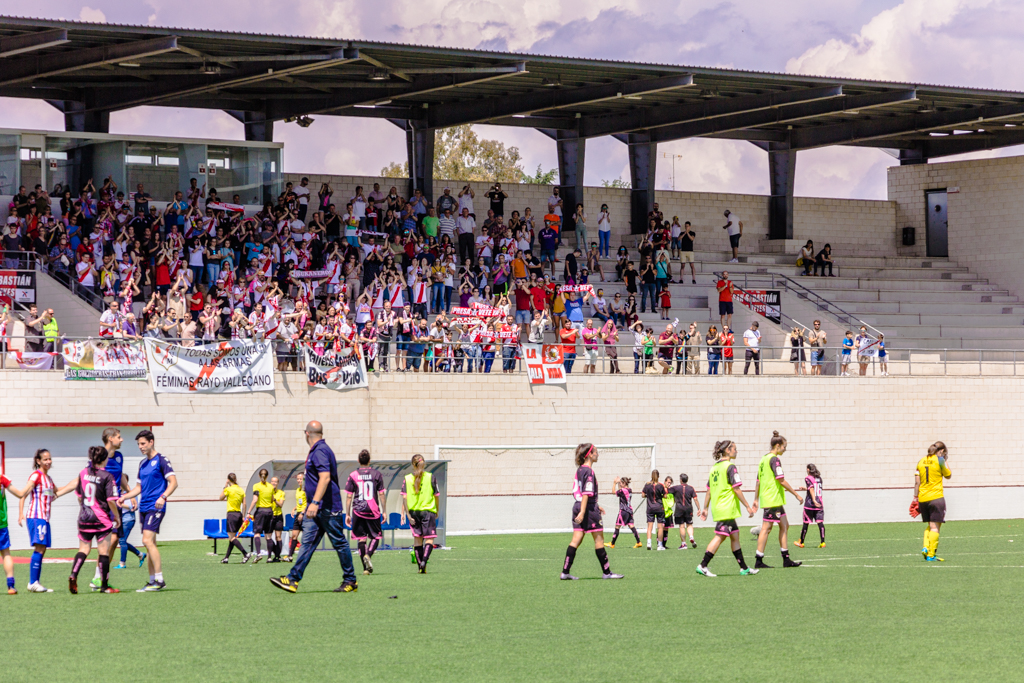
[[4, 518, 1023, 681]]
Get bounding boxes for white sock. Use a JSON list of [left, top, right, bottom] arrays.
[[94, 566, 102, 580], [155, 572, 164, 583], [149, 574, 156, 582]]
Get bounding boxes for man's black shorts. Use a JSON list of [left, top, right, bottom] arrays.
[[718, 301, 734, 316], [351, 514, 383, 540], [675, 507, 693, 526], [919, 498, 946, 524], [254, 508, 274, 535], [226, 511, 243, 534]]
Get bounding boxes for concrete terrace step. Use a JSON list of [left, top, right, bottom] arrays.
[[839, 301, 1024, 315], [855, 313, 1024, 328], [820, 290, 1017, 304]]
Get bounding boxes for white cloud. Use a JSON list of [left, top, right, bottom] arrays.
[[78, 6, 107, 22]]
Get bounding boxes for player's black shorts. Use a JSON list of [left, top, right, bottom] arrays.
[[919, 498, 946, 524], [762, 506, 787, 523], [409, 509, 438, 539], [646, 506, 665, 524], [714, 519, 739, 536], [615, 508, 634, 527], [802, 507, 823, 524], [675, 507, 694, 525], [226, 511, 243, 534], [254, 508, 274, 534], [272, 514, 284, 532], [78, 527, 113, 544], [572, 501, 603, 533], [291, 512, 304, 530], [351, 514, 383, 540], [663, 515, 675, 528]]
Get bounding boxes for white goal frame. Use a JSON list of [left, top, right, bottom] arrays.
[[433, 443, 657, 470]]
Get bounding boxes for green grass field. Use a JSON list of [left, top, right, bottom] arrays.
[[4, 519, 1023, 681]]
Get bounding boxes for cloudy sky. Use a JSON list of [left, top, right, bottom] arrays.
[[2, 0, 1023, 199]]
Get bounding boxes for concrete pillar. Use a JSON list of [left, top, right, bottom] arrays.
[[627, 132, 656, 234], [242, 111, 273, 143], [899, 148, 928, 165]]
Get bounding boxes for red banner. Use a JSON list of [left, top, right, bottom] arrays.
[[523, 344, 566, 385]]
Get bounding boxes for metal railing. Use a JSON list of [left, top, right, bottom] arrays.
[[2, 335, 1021, 376]]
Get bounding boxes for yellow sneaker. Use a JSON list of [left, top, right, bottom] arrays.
[[633, 542, 643, 548], [819, 542, 826, 549]]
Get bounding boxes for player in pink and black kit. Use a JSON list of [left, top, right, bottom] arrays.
[[609, 477, 641, 548], [796, 464, 825, 548], [62, 446, 121, 594], [344, 449, 386, 575], [560, 443, 623, 581]]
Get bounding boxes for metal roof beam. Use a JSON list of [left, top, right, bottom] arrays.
[[89, 46, 360, 111], [707, 129, 789, 143], [486, 115, 575, 129], [577, 84, 842, 138], [0, 35, 179, 87], [649, 89, 918, 143], [0, 28, 68, 58], [918, 129, 1024, 158], [790, 100, 1024, 150], [425, 73, 694, 129], [264, 64, 527, 121]]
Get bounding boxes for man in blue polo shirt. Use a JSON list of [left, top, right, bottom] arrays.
[[120, 429, 176, 592], [271, 421, 358, 594]]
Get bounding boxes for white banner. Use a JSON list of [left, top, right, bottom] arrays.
[[144, 339, 275, 393], [62, 339, 148, 380], [302, 344, 368, 391], [523, 343, 566, 385], [291, 269, 330, 279], [6, 351, 54, 370]]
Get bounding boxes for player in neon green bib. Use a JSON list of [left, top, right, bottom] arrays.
[[697, 440, 758, 577], [751, 431, 805, 569], [660, 475, 675, 549]]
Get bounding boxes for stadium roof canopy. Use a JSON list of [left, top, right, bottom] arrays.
[[4, 15, 1024, 235]]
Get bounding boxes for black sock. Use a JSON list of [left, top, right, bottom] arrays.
[[368, 538, 380, 556], [562, 545, 577, 573], [631, 527, 640, 542], [254, 537, 262, 555], [422, 543, 433, 564], [232, 539, 247, 556], [733, 548, 748, 570], [781, 549, 791, 560], [800, 524, 808, 543], [414, 545, 424, 569], [289, 538, 298, 556], [700, 551, 714, 568], [225, 544, 234, 559], [358, 541, 367, 559], [611, 529, 620, 545], [70, 552, 87, 579], [596, 548, 611, 574], [818, 523, 825, 542], [99, 555, 109, 589], [756, 551, 764, 559]]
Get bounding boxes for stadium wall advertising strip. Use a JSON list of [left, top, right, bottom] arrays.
[[62, 339, 148, 380], [302, 344, 369, 391], [143, 338, 275, 393]]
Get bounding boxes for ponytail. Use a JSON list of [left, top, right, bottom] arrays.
[[649, 469, 660, 484], [806, 464, 821, 480], [713, 441, 733, 461], [227, 473, 238, 485], [259, 468, 268, 482], [88, 445, 107, 473], [927, 441, 947, 457], [411, 454, 425, 494], [575, 443, 595, 468]]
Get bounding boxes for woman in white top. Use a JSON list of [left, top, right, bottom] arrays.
[[597, 204, 611, 258], [799, 240, 815, 276], [670, 217, 682, 258]]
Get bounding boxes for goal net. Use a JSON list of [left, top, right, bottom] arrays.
[[434, 443, 656, 498]]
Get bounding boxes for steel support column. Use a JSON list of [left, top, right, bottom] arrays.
[[627, 132, 656, 235], [556, 130, 585, 235], [62, 100, 108, 134], [405, 123, 435, 202], [767, 142, 795, 240], [242, 111, 273, 142], [899, 148, 928, 165]]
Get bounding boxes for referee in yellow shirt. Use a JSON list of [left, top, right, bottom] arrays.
[[914, 441, 952, 562], [246, 469, 275, 564], [284, 474, 306, 562], [219, 473, 250, 564]]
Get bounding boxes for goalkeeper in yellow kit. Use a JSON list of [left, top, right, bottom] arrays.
[[914, 441, 951, 562]]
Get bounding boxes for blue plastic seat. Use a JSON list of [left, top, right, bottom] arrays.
[[204, 519, 228, 538], [391, 512, 409, 530], [381, 514, 394, 531], [284, 514, 293, 528]]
